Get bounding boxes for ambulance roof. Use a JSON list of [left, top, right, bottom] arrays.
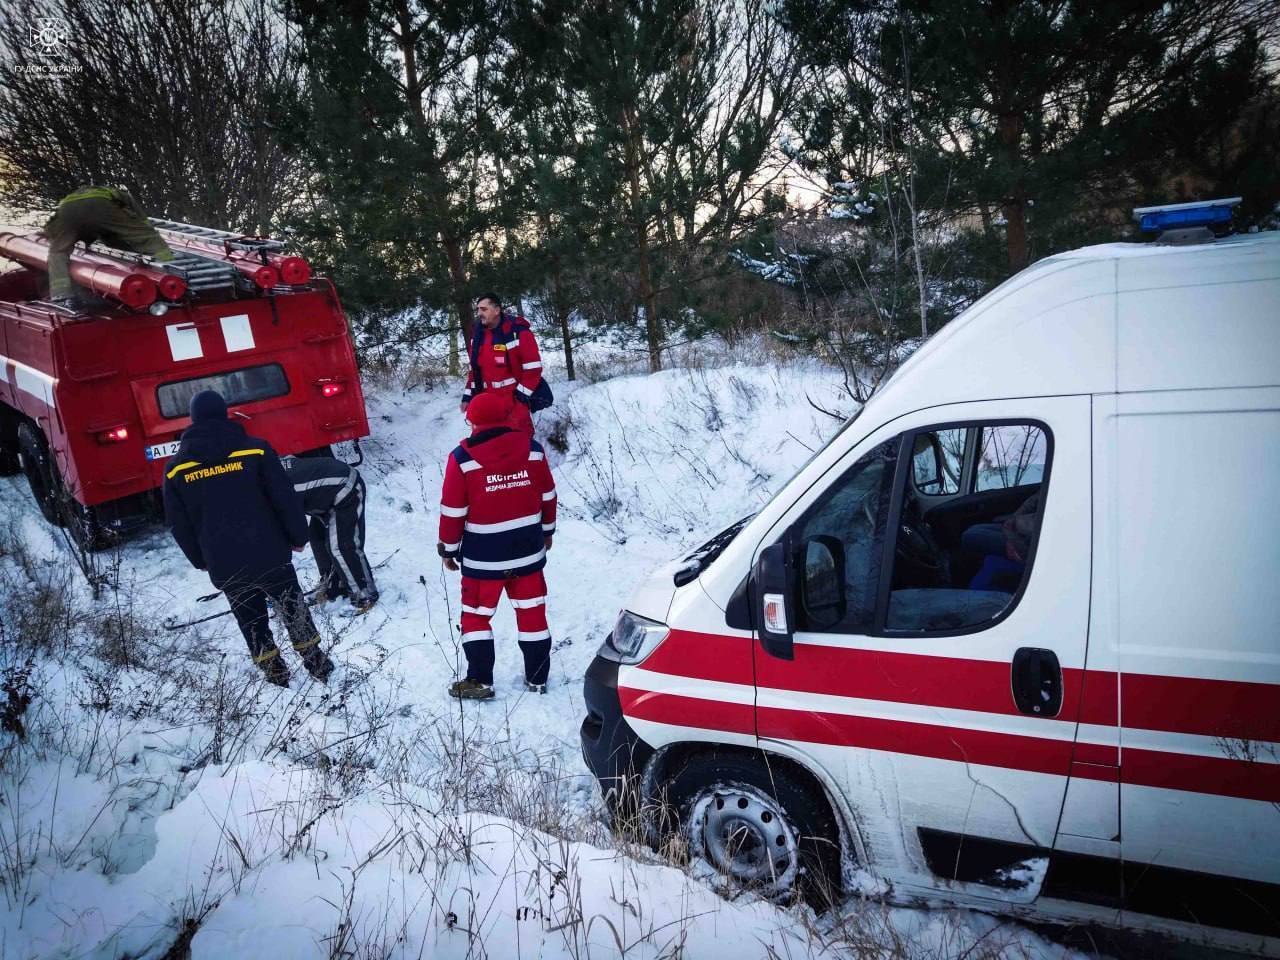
[[865, 229, 1280, 420]]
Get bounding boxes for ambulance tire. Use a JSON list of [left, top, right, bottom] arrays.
[[17, 422, 61, 525], [660, 751, 842, 909]]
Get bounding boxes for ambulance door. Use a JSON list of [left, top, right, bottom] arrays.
[[750, 396, 1094, 899]]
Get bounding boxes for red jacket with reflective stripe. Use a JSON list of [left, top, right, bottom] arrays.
[[462, 314, 543, 405], [438, 427, 557, 579]]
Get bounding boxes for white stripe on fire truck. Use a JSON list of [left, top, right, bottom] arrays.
[[3, 356, 57, 408]]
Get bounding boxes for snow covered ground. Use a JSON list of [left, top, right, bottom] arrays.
[[0, 355, 1101, 958]]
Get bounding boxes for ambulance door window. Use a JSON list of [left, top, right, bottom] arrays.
[[792, 438, 898, 633], [884, 421, 1050, 634]]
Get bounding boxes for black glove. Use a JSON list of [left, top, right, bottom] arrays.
[[513, 390, 530, 406]]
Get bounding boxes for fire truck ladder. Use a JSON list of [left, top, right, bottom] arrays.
[[88, 242, 239, 297], [148, 218, 287, 254]]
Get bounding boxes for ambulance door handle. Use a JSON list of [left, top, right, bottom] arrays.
[[1011, 647, 1062, 718]]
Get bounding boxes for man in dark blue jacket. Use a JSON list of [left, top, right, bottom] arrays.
[[280, 454, 379, 612], [163, 390, 334, 687]]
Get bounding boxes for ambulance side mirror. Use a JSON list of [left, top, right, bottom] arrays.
[[753, 542, 795, 660], [800, 535, 846, 630]]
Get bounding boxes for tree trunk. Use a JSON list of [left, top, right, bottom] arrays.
[[551, 258, 575, 382], [623, 111, 662, 373], [448, 307, 460, 376], [443, 238, 474, 343], [997, 113, 1029, 272]]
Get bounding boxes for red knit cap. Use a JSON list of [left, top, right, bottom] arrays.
[[467, 392, 512, 429]]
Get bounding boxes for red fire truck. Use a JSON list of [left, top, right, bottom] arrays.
[[0, 219, 370, 549]]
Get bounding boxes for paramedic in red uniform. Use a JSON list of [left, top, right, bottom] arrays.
[[460, 293, 545, 435], [438, 391, 557, 699]]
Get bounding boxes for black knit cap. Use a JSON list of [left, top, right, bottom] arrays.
[[189, 389, 227, 422]]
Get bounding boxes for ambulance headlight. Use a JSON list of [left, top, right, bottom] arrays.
[[599, 610, 669, 664]]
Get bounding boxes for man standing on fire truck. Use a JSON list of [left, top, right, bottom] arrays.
[[438, 391, 557, 699], [43, 186, 176, 305], [164, 390, 335, 688], [460, 293, 546, 435]]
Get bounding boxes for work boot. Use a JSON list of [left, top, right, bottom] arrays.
[[524, 681, 548, 695], [448, 678, 495, 700], [48, 295, 86, 312], [350, 594, 379, 616], [257, 652, 290, 688], [301, 647, 335, 683]]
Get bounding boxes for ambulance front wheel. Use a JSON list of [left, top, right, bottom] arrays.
[[660, 751, 842, 909]]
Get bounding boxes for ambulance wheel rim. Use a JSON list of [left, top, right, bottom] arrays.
[[692, 783, 798, 887]]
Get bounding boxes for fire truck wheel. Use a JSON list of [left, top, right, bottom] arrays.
[[660, 751, 842, 909], [17, 422, 62, 526], [299, 445, 335, 459], [0, 413, 20, 476]]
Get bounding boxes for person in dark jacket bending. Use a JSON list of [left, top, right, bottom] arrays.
[[163, 390, 334, 687], [281, 455, 379, 612]]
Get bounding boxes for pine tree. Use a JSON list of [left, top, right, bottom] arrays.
[[780, 0, 1279, 274], [281, 0, 515, 340]]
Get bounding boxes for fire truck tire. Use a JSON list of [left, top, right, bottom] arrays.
[[299, 445, 335, 459], [17, 422, 62, 525], [658, 750, 842, 909], [0, 412, 20, 476]]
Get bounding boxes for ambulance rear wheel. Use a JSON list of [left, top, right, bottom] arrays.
[[659, 751, 842, 909], [17, 422, 61, 525]]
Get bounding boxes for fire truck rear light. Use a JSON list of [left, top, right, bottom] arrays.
[[99, 426, 129, 443], [321, 382, 345, 398]]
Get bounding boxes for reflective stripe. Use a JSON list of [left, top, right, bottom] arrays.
[[542, 523, 556, 533], [541, 490, 556, 501], [440, 540, 461, 552], [440, 504, 469, 518], [294, 476, 347, 492], [489, 377, 517, 388], [463, 512, 541, 534], [463, 548, 545, 571], [229, 448, 264, 458], [522, 361, 542, 370], [459, 460, 482, 473], [253, 647, 280, 663], [529, 451, 544, 461], [292, 635, 320, 652], [518, 630, 552, 643], [509, 596, 546, 609], [516, 383, 533, 396], [166, 459, 200, 479], [461, 630, 494, 642], [461, 604, 498, 616]]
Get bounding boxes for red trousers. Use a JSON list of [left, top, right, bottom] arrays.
[[459, 571, 550, 685]]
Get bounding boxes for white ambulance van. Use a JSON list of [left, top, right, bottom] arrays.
[[581, 212, 1280, 953]]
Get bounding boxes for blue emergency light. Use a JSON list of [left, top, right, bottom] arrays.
[[1132, 197, 1241, 233]]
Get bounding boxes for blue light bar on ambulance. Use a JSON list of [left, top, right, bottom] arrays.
[[1132, 197, 1241, 233]]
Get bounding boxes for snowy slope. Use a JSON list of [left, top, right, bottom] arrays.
[[0, 359, 1097, 959]]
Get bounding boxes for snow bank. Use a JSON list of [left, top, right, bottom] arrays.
[[0, 359, 1091, 958]]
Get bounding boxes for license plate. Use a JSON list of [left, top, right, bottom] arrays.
[[145, 441, 181, 461]]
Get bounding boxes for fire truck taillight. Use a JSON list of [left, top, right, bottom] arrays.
[[98, 426, 129, 444], [321, 383, 345, 398]]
